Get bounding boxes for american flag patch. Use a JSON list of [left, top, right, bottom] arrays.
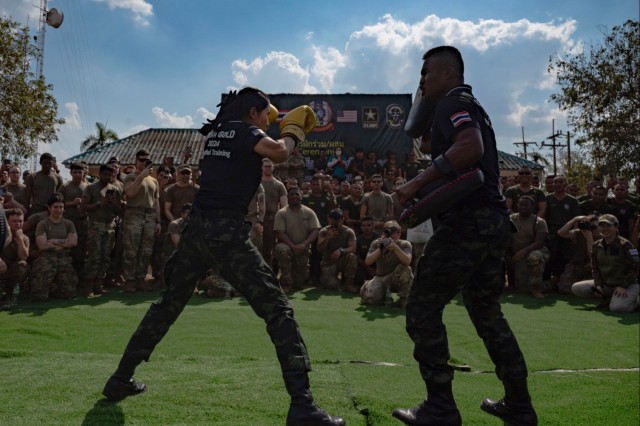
[[337, 110, 357, 123], [450, 111, 472, 127]]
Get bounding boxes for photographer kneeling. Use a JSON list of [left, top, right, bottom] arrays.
[[360, 221, 413, 308], [556, 214, 601, 294]]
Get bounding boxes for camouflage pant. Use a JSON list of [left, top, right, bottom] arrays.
[[274, 243, 310, 289], [1, 260, 30, 295], [319, 253, 357, 290], [121, 208, 157, 280], [406, 206, 529, 384], [84, 220, 116, 279], [360, 264, 413, 304], [513, 248, 550, 292], [69, 218, 88, 278], [557, 261, 591, 294], [30, 253, 78, 301], [119, 207, 311, 374]]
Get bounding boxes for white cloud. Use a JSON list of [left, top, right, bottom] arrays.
[[228, 13, 580, 157], [120, 124, 149, 139], [62, 102, 82, 130], [94, 0, 153, 27], [196, 107, 216, 121], [152, 107, 193, 128], [231, 51, 318, 93]]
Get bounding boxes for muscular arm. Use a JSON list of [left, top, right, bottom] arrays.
[[254, 136, 296, 164]]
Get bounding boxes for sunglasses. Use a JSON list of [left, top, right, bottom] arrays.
[[180, 170, 191, 175], [518, 172, 532, 175]]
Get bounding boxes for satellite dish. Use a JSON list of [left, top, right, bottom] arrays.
[[46, 8, 64, 28]]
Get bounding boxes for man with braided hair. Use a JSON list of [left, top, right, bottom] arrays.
[[393, 46, 537, 425], [103, 87, 344, 426]]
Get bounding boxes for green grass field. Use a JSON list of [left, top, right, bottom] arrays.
[[0, 289, 638, 425]]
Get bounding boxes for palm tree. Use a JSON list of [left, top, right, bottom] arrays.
[[81, 122, 118, 152]]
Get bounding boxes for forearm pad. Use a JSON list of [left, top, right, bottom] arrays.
[[399, 168, 485, 228]]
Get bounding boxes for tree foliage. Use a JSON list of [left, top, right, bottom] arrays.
[[549, 20, 639, 177], [81, 122, 118, 152], [0, 17, 64, 160]]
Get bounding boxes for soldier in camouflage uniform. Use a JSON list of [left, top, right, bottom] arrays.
[[0, 208, 30, 310], [29, 193, 78, 301], [316, 209, 358, 292], [82, 164, 122, 296], [60, 163, 88, 281], [393, 47, 537, 426], [121, 149, 161, 293], [103, 88, 344, 426]]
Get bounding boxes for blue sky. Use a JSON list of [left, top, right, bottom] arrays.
[[1, 0, 637, 176]]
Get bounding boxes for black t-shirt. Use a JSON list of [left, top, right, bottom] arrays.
[[194, 121, 266, 213], [430, 85, 504, 211]]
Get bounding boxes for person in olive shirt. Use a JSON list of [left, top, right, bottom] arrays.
[[82, 164, 122, 296], [60, 163, 89, 280], [571, 214, 639, 312], [30, 193, 78, 301]]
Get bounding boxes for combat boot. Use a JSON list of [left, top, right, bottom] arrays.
[[83, 278, 95, 297], [137, 278, 153, 292], [94, 278, 108, 295], [392, 381, 462, 425], [123, 279, 136, 293], [341, 277, 359, 294], [283, 371, 345, 426], [481, 378, 537, 426], [102, 374, 146, 401]]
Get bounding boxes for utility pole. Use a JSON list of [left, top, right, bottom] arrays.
[[31, 1, 63, 169], [540, 119, 568, 175], [513, 127, 537, 160]]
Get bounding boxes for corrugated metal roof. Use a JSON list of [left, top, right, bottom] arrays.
[[497, 150, 545, 171], [62, 128, 206, 167], [62, 127, 545, 173]]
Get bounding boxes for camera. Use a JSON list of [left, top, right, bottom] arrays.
[[145, 159, 153, 167], [379, 228, 393, 249], [578, 221, 596, 230], [0, 187, 7, 197]]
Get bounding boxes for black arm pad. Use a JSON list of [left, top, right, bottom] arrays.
[[399, 168, 485, 228], [404, 88, 437, 139]]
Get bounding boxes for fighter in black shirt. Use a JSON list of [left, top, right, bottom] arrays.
[[103, 88, 344, 426]]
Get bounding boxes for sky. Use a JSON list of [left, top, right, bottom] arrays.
[[1, 0, 637, 177]]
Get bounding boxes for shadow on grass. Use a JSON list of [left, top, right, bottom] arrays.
[[500, 292, 558, 310], [354, 304, 404, 321], [7, 290, 161, 316], [82, 400, 124, 426]]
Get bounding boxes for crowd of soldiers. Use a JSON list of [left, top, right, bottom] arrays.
[[1, 151, 639, 312]]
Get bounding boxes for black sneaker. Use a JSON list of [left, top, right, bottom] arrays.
[[102, 375, 146, 401], [481, 398, 538, 426]]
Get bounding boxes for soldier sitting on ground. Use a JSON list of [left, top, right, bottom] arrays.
[[0, 208, 30, 310], [29, 193, 78, 301]]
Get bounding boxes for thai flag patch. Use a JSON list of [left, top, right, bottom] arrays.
[[252, 128, 265, 137], [450, 111, 472, 127]]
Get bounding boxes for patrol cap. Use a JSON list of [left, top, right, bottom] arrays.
[[328, 208, 343, 220], [597, 214, 619, 226], [108, 156, 120, 164], [178, 164, 192, 174]]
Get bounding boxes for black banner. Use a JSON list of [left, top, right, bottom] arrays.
[[267, 93, 414, 179]]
